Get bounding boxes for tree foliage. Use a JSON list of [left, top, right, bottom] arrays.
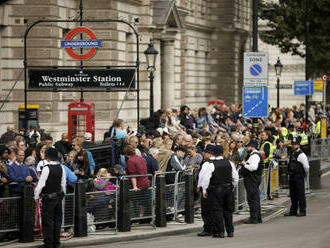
[[260, 0, 330, 78]]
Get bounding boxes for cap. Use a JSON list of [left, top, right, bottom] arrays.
[[246, 139, 259, 149], [204, 144, 216, 155], [214, 145, 223, 157], [45, 147, 59, 161], [292, 136, 301, 145]]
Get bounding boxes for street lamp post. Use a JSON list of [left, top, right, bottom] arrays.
[[274, 57, 283, 108], [144, 39, 159, 117]]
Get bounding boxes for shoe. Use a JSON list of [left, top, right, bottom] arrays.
[[227, 232, 234, 238], [284, 212, 297, 217], [212, 233, 225, 238], [197, 231, 212, 237], [243, 218, 258, 224], [296, 212, 306, 217]]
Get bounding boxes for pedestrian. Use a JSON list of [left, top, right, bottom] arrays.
[[34, 147, 66, 248], [284, 136, 309, 217], [241, 139, 263, 224]]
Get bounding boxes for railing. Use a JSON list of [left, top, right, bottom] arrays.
[[0, 196, 21, 233], [310, 137, 330, 161]]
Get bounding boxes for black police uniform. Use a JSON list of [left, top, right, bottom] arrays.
[[241, 151, 263, 224], [41, 163, 64, 248], [202, 159, 233, 237], [287, 148, 307, 216], [35, 149, 66, 248]]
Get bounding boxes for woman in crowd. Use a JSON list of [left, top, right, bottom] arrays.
[[228, 140, 241, 165], [72, 137, 91, 180]]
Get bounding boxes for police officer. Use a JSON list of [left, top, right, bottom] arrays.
[[284, 136, 309, 217], [34, 147, 66, 248], [214, 145, 238, 238], [241, 139, 263, 224], [298, 127, 310, 156], [197, 144, 238, 238], [260, 130, 274, 200]]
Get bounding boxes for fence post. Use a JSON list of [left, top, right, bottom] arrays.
[[74, 181, 87, 237], [184, 172, 194, 224], [155, 175, 166, 227], [118, 178, 131, 232], [19, 184, 34, 243]]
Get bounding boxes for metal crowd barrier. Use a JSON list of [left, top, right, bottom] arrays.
[[85, 177, 118, 233], [124, 174, 155, 227], [310, 137, 330, 160], [260, 168, 269, 201], [155, 170, 188, 223], [0, 196, 21, 233], [269, 162, 280, 197], [234, 177, 247, 213]]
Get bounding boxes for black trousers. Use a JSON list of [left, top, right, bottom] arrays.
[[244, 177, 262, 221], [41, 198, 62, 248], [289, 175, 306, 214], [201, 186, 233, 234]]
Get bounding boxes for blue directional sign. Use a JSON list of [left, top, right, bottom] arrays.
[[243, 87, 268, 118], [294, 81, 314, 95]]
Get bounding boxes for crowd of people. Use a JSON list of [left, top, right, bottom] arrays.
[[0, 102, 329, 243], [0, 102, 329, 198]]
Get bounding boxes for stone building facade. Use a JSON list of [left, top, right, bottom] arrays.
[[0, 0, 252, 140]]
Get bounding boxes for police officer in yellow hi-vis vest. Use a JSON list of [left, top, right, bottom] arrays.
[[287, 125, 297, 155], [259, 130, 274, 200], [298, 127, 310, 156]]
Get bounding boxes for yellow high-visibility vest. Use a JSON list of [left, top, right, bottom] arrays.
[[299, 133, 309, 146], [315, 121, 321, 134], [261, 141, 274, 163]]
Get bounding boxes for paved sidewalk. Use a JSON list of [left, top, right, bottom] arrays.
[[4, 157, 329, 248]]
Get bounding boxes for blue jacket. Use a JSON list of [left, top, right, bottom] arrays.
[[8, 162, 31, 194], [86, 150, 95, 172], [62, 164, 77, 183]]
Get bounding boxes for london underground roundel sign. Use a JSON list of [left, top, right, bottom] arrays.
[[61, 27, 102, 60]]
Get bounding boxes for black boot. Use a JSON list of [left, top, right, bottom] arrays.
[[212, 232, 225, 238], [284, 212, 297, 217], [197, 231, 212, 237], [244, 218, 258, 224]]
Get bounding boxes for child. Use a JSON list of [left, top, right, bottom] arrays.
[[94, 168, 117, 208]]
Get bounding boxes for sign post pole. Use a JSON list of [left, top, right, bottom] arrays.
[[322, 74, 328, 113]]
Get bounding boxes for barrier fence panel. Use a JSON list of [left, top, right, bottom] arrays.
[[260, 168, 269, 201], [86, 177, 118, 233], [156, 171, 177, 215], [125, 174, 155, 226], [235, 177, 247, 213], [0, 196, 21, 233], [278, 160, 289, 189], [270, 164, 280, 197], [310, 138, 330, 160], [63, 193, 75, 229]]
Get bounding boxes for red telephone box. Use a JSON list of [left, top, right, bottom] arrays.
[[68, 101, 95, 141]]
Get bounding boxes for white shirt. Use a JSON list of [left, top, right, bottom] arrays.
[[197, 156, 239, 193], [36, 159, 47, 172], [296, 149, 310, 174], [244, 151, 261, 172], [198, 157, 216, 193], [34, 161, 66, 200]]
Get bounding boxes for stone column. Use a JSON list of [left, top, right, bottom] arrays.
[[161, 39, 175, 109]]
